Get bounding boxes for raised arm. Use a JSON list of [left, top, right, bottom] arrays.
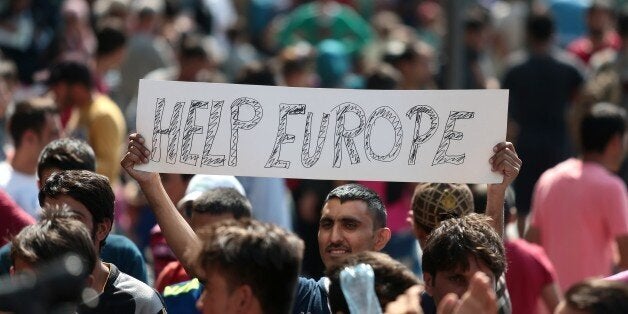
[[120, 133, 202, 277], [486, 142, 521, 239]]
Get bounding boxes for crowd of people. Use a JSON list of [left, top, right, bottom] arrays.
[[0, 0, 628, 313]]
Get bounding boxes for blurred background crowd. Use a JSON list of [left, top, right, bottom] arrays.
[[0, 0, 627, 313]]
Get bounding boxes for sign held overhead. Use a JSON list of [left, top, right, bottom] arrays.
[[135, 80, 508, 183]]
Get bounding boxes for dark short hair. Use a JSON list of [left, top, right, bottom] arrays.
[[10, 204, 97, 276], [178, 32, 210, 61], [365, 64, 400, 90], [564, 278, 628, 314], [192, 187, 252, 219], [422, 213, 506, 280], [618, 12, 628, 38], [326, 251, 419, 313], [580, 103, 626, 153], [526, 13, 555, 43], [8, 97, 57, 148], [37, 138, 96, 180], [325, 184, 387, 229], [38, 170, 114, 249], [96, 21, 127, 57], [236, 62, 277, 86], [195, 219, 304, 314], [47, 61, 93, 89]]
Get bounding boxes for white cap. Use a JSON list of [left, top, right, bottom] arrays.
[[176, 175, 246, 209]]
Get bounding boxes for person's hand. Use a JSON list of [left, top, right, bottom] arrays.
[[385, 285, 424, 314], [437, 272, 498, 314], [489, 142, 521, 192], [120, 133, 159, 185]]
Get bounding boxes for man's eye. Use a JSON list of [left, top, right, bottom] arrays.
[[320, 221, 332, 228], [344, 222, 358, 229], [449, 276, 466, 285]]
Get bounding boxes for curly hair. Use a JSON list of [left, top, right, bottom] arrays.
[[422, 213, 506, 279]]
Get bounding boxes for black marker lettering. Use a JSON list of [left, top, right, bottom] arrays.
[[229, 97, 263, 166], [151, 98, 184, 164], [432, 111, 475, 165], [265, 104, 306, 168], [333, 102, 366, 168], [180, 100, 208, 166], [364, 106, 403, 162], [406, 105, 439, 165], [201, 100, 226, 167], [301, 112, 330, 168]]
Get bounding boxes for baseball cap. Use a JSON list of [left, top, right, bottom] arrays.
[[177, 175, 246, 209], [411, 183, 474, 232]]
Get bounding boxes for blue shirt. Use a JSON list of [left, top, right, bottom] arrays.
[[0, 234, 148, 283], [292, 277, 330, 314], [162, 278, 204, 314]]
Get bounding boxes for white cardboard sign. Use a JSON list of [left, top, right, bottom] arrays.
[[135, 80, 508, 183]]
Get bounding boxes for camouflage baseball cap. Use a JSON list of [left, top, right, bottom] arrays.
[[411, 183, 474, 231]]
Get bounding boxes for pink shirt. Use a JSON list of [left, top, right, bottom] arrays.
[[530, 158, 628, 292]]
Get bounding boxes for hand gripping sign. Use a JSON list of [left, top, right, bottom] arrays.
[[135, 80, 508, 183]]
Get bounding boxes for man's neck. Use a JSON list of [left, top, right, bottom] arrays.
[[92, 261, 111, 293], [10, 149, 37, 175], [581, 153, 614, 171]]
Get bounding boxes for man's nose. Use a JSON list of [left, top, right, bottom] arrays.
[[330, 224, 343, 243]]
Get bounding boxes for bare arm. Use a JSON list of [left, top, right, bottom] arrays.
[[616, 235, 628, 271], [121, 133, 202, 277], [525, 226, 541, 245], [486, 142, 521, 239], [540, 283, 561, 313]]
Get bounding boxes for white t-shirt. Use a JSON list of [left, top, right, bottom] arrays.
[[0, 162, 40, 218]]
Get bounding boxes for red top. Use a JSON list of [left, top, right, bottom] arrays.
[[0, 189, 36, 247], [155, 261, 190, 293], [567, 31, 621, 64], [505, 239, 557, 314]]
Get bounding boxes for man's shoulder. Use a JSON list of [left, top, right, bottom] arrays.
[[293, 277, 330, 314], [103, 234, 143, 256], [101, 234, 147, 282], [89, 95, 126, 126], [103, 264, 165, 311]]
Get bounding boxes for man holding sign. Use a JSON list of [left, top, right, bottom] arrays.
[[124, 80, 520, 313], [122, 136, 519, 314]]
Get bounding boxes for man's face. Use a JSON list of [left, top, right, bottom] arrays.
[[424, 255, 496, 305], [50, 83, 71, 109], [190, 212, 234, 232], [36, 113, 62, 151], [318, 198, 388, 269], [587, 8, 612, 37], [11, 257, 32, 274], [45, 195, 94, 231], [44, 195, 108, 252], [196, 269, 242, 314]]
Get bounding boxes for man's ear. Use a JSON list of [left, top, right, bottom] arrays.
[[608, 133, 624, 155], [423, 272, 434, 296], [94, 219, 112, 244], [9, 265, 15, 276], [21, 130, 38, 147], [233, 284, 254, 312], [374, 227, 392, 251]]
